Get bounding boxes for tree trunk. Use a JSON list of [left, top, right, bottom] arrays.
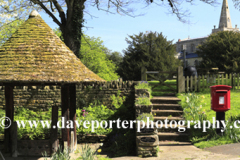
[[61, 0, 86, 58]]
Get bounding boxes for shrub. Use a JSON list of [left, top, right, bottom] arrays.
[[43, 146, 71, 160], [135, 96, 152, 105], [136, 113, 154, 122], [76, 104, 115, 135], [135, 81, 152, 98], [79, 144, 96, 160], [181, 93, 207, 122]]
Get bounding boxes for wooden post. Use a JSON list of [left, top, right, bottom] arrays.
[[190, 76, 193, 92], [50, 105, 59, 155], [71, 131, 74, 151], [222, 74, 224, 85], [198, 75, 200, 92], [11, 122, 17, 157], [226, 74, 228, 85], [4, 85, 14, 153], [69, 85, 77, 151], [141, 66, 147, 81], [194, 76, 197, 92], [230, 73, 232, 88], [61, 85, 70, 150], [177, 66, 185, 93]]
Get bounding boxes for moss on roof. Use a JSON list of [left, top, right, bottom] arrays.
[[0, 11, 105, 83]]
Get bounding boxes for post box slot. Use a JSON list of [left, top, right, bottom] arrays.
[[216, 90, 227, 93]]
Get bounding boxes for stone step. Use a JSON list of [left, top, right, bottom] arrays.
[[152, 104, 182, 110], [158, 132, 189, 141], [152, 109, 183, 116], [156, 124, 188, 132], [159, 141, 192, 146], [156, 93, 176, 96], [154, 116, 184, 122], [151, 96, 181, 104]]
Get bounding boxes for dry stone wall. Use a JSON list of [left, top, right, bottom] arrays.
[[0, 81, 137, 111], [135, 89, 159, 157]]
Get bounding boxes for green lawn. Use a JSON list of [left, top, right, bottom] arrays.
[[148, 80, 177, 96]]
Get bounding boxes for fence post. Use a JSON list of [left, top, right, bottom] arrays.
[[177, 66, 185, 93], [141, 66, 147, 81]]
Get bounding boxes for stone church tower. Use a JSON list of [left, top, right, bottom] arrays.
[[176, 0, 239, 67], [212, 0, 239, 33]]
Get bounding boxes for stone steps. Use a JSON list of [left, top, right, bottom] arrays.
[[151, 96, 189, 143], [158, 132, 189, 141], [159, 141, 192, 146], [153, 116, 184, 122], [152, 109, 183, 116], [152, 104, 182, 110], [151, 96, 181, 104]]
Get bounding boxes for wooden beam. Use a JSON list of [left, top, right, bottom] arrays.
[[61, 85, 70, 150], [4, 85, 14, 153], [69, 85, 77, 150], [11, 122, 17, 157], [50, 105, 59, 155]]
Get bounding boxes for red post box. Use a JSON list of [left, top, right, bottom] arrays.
[[210, 85, 231, 112]]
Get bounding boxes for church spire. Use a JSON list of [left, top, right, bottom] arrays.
[[219, 0, 232, 28], [212, 0, 239, 33]]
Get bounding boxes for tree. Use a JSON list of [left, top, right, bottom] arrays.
[[119, 31, 181, 80], [0, 20, 24, 46], [106, 51, 123, 67], [54, 28, 119, 81], [80, 34, 120, 81], [0, 0, 218, 57], [197, 31, 240, 73]]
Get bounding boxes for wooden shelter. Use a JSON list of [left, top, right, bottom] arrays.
[[0, 10, 105, 155]]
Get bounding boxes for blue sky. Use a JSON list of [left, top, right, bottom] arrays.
[[40, 0, 240, 55]]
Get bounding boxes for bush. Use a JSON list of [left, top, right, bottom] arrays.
[[76, 104, 115, 135], [135, 81, 152, 98], [136, 113, 154, 122]]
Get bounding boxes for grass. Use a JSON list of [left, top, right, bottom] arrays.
[[148, 80, 177, 96], [177, 90, 240, 149]]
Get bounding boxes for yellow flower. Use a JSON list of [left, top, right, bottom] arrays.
[[154, 113, 156, 116], [189, 94, 192, 96], [98, 149, 101, 153]]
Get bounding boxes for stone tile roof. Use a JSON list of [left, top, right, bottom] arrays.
[[0, 11, 105, 84]]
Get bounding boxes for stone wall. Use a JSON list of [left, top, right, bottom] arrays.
[[0, 81, 137, 111], [135, 89, 159, 157]]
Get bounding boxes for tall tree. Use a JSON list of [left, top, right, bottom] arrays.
[[119, 31, 181, 80], [106, 51, 123, 67], [0, 0, 218, 57], [197, 31, 240, 73], [80, 34, 120, 81], [54, 28, 119, 81]]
